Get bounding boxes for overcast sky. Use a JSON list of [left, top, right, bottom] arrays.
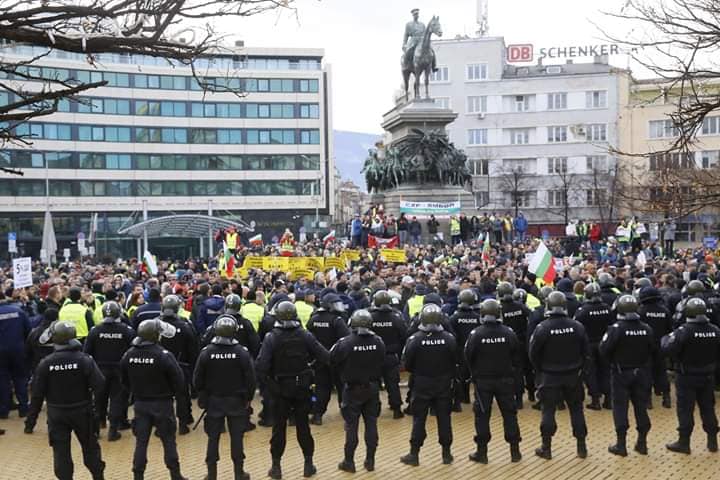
[[224, 0, 631, 133]]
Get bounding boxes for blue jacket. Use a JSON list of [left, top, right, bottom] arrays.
[[514, 216, 528, 232], [196, 295, 225, 334], [131, 301, 162, 329], [351, 219, 362, 236], [0, 302, 31, 352]]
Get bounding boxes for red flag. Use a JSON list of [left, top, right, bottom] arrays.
[[368, 235, 399, 248]]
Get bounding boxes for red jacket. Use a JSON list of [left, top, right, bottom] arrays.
[[589, 224, 602, 242]]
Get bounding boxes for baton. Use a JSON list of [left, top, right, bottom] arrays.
[[192, 409, 207, 431]]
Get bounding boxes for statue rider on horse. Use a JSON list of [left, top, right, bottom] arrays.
[[402, 9, 438, 74], [402, 8, 442, 100]]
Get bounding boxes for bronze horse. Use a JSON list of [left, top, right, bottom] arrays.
[[402, 16, 442, 101]]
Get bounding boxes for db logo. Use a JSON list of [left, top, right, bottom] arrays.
[[507, 44, 533, 63]]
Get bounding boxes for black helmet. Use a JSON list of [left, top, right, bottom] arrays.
[[546, 291, 568, 315], [513, 289, 527, 304], [350, 309, 373, 330], [134, 319, 176, 345], [419, 304, 443, 332], [638, 286, 661, 304], [598, 272, 614, 288], [162, 295, 181, 316], [224, 294, 242, 315], [584, 283, 601, 301], [101, 301, 122, 322], [212, 315, 239, 345], [275, 301, 297, 322], [616, 295, 639, 320], [685, 297, 709, 323], [687, 280, 705, 296], [481, 299, 502, 323], [635, 278, 652, 290], [44, 321, 76, 346], [373, 290, 392, 308], [497, 281, 514, 300], [458, 289, 477, 306], [322, 293, 346, 313], [538, 286, 554, 302]]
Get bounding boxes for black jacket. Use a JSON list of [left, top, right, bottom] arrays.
[[330, 331, 386, 384], [529, 313, 589, 374], [193, 342, 256, 415], [120, 341, 184, 400], [464, 321, 521, 379]]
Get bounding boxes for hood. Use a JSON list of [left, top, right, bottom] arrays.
[[556, 278, 573, 293], [203, 296, 225, 310], [423, 293, 443, 306], [267, 293, 291, 312], [414, 284, 428, 296]]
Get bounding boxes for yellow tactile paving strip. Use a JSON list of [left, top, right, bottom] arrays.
[[2, 382, 720, 479]]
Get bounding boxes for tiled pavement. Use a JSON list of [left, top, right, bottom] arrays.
[[2, 383, 720, 480]]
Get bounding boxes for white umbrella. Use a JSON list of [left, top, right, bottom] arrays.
[[41, 210, 57, 264]]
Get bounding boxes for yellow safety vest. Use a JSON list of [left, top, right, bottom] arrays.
[[526, 293, 541, 310], [241, 303, 265, 332], [127, 305, 138, 320], [178, 307, 191, 321], [59, 302, 90, 339], [226, 232, 238, 249], [407, 295, 425, 319], [295, 301, 315, 328], [450, 219, 460, 236]]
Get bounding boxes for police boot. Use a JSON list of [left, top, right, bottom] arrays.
[[364, 448, 376, 472], [234, 464, 250, 480], [586, 396, 602, 411], [169, 466, 188, 480], [268, 459, 282, 480], [392, 407, 405, 419], [468, 444, 488, 464], [203, 463, 217, 480], [338, 458, 356, 473], [400, 446, 420, 466], [303, 456, 317, 477], [662, 392, 672, 409], [531, 401, 542, 410], [602, 395, 612, 410], [708, 434, 718, 452], [92, 463, 106, 480], [510, 442, 522, 462], [666, 436, 691, 454], [634, 433, 648, 455], [577, 438, 588, 459], [107, 426, 121, 442], [310, 413, 322, 426], [535, 437, 552, 460], [133, 471, 144, 480], [608, 433, 628, 457], [441, 446, 453, 464]]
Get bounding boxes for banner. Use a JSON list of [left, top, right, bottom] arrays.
[[305, 257, 325, 271], [243, 256, 265, 269], [12, 257, 32, 288], [289, 268, 315, 281], [381, 249, 407, 263], [400, 200, 460, 218], [263, 257, 289, 271], [324, 257, 346, 271], [342, 250, 361, 262]]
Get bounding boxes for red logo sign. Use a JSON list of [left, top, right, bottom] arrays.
[[507, 44, 533, 63]]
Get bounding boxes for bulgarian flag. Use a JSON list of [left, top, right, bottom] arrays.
[[223, 241, 236, 277], [481, 232, 491, 263], [528, 241, 556, 284], [248, 233, 262, 247], [368, 234, 399, 248], [323, 230, 336, 246], [143, 250, 158, 275]]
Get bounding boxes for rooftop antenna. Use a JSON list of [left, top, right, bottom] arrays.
[[476, 0, 489, 37]]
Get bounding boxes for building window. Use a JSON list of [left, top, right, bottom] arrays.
[[586, 189, 605, 206], [586, 155, 607, 172], [649, 119, 679, 138], [509, 191, 535, 208], [649, 152, 694, 170], [548, 190, 566, 207], [435, 97, 450, 109], [509, 128, 530, 145], [430, 66, 449, 83], [547, 157, 567, 174], [466, 96, 487, 114], [701, 150, 720, 168], [514, 95, 530, 112], [701, 116, 720, 135], [586, 90, 607, 108], [547, 126, 568, 143], [547, 92, 567, 110], [466, 63, 488, 81], [467, 129, 488, 145], [587, 123, 607, 141], [472, 159, 489, 175]]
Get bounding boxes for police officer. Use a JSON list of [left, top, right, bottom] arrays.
[[306, 292, 350, 425], [400, 304, 460, 467], [200, 294, 260, 357], [465, 299, 522, 464], [672, 279, 707, 328], [120, 319, 187, 480], [193, 315, 256, 480], [24, 321, 106, 480], [449, 288, 482, 409], [661, 298, 720, 454], [369, 290, 407, 418], [498, 281, 531, 407], [331, 309, 386, 473], [527, 285, 554, 411], [574, 283, 612, 410], [158, 294, 198, 434], [83, 301, 135, 441], [598, 272, 620, 308], [599, 295, 655, 456], [529, 291, 589, 460], [638, 285, 673, 408], [255, 301, 330, 479], [0, 289, 31, 418]]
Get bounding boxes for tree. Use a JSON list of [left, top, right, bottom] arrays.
[[589, 161, 623, 235], [0, 0, 294, 174], [541, 165, 582, 226], [496, 165, 526, 218]]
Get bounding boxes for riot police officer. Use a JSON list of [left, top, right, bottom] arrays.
[[255, 301, 330, 479], [331, 309, 386, 473], [527, 286, 554, 338], [638, 286, 673, 408], [465, 299, 522, 464], [598, 272, 620, 307], [369, 290, 407, 418], [574, 283, 612, 410], [599, 295, 655, 456], [672, 279, 707, 328], [449, 288, 482, 409], [400, 304, 460, 467], [498, 281, 532, 407], [24, 321, 106, 480], [158, 294, 198, 434], [193, 315, 256, 480], [306, 293, 350, 425], [661, 298, 720, 454], [120, 319, 187, 480], [529, 291, 589, 460], [83, 301, 135, 441], [200, 294, 260, 357]]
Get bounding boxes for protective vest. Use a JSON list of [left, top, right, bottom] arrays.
[[407, 295, 425, 319], [59, 302, 90, 339], [295, 301, 314, 328], [226, 232, 238, 249], [273, 331, 310, 378], [241, 303, 265, 331], [450, 219, 460, 236], [92, 300, 120, 326], [178, 307, 191, 321], [526, 293, 541, 310]]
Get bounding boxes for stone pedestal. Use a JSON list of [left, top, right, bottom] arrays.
[[381, 98, 457, 146]]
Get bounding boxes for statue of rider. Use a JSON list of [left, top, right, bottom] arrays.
[[402, 8, 438, 73]]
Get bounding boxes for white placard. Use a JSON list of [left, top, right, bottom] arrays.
[[12, 257, 32, 288]]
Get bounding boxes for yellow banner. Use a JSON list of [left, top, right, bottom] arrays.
[[288, 257, 308, 269], [324, 257, 346, 271], [342, 250, 361, 262], [306, 257, 325, 271], [243, 256, 264, 269], [289, 268, 315, 281], [381, 249, 406, 263], [263, 257, 290, 271]]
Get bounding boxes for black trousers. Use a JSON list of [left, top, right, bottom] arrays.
[[676, 373, 719, 438], [205, 414, 248, 468], [584, 343, 610, 398], [132, 399, 180, 474], [538, 372, 587, 440], [473, 378, 521, 446], [96, 367, 128, 427], [176, 366, 193, 425], [341, 383, 381, 460], [312, 363, 342, 415], [47, 405, 104, 480], [454, 360, 471, 406], [381, 354, 402, 410], [651, 356, 670, 395], [611, 367, 651, 435], [271, 389, 314, 460], [409, 396, 453, 449]]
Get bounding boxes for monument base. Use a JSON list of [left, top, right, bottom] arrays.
[[381, 98, 458, 146]]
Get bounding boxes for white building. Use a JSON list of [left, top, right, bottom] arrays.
[[0, 44, 333, 258], [429, 36, 630, 233]]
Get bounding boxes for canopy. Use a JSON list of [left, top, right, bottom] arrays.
[[117, 214, 253, 238]]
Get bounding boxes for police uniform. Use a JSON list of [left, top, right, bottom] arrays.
[[200, 312, 260, 357], [370, 304, 407, 415], [120, 329, 186, 480], [638, 287, 673, 406], [500, 297, 532, 405], [159, 313, 199, 431], [330, 321, 386, 472], [0, 300, 31, 417], [574, 298, 612, 408], [25, 333, 106, 480], [449, 302, 482, 406], [193, 330, 256, 479]]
